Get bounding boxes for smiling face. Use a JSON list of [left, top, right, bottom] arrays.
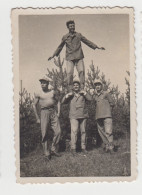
[[73, 82, 80, 92], [68, 23, 75, 34], [95, 83, 103, 92], [40, 80, 49, 91]]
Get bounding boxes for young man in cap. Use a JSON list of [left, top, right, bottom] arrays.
[[48, 20, 105, 91], [62, 80, 92, 155], [33, 76, 61, 160], [93, 79, 115, 153]]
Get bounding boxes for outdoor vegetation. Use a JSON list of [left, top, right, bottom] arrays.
[[20, 56, 130, 177]]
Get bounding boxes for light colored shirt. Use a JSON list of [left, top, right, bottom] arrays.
[[35, 89, 57, 109], [53, 32, 98, 61]]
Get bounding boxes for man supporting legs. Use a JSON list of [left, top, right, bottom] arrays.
[[61, 80, 92, 155], [66, 59, 85, 91]]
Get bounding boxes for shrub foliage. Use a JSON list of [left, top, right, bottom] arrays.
[[20, 57, 130, 155]]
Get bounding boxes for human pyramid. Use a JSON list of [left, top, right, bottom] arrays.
[[33, 20, 115, 160]]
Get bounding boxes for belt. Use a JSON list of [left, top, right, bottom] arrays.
[[41, 106, 55, 110]]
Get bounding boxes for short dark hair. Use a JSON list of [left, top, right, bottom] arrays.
[[66, 20, 75, 28]]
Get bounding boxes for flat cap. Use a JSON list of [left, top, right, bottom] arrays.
[[73, 79, 80, 85], [94, 79, 103, 85], [39, 76, 51, 83]]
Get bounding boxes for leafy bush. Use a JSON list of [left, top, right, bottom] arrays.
[[19, 83, 41, 157], [20, 57, 130, 155]]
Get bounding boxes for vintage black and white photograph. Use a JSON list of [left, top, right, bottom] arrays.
[[12, 7, 136, 183]]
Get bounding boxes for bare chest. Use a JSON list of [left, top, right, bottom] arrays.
[[39, 91, 54, 101]]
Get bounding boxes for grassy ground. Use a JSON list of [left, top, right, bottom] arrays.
[[20, 134, 130, 177]]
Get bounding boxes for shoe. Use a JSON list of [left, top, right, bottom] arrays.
[[44, 154, 51, 160], [109, 145, 118, 154], [71, 149, 76, 156], [100, 145, 110, 154], [81, 149, 87, 154], [104, 144, 114, 153], [108, 143, 117, 154], [51, 151, 61, 157], [44, 150, 51, 157]]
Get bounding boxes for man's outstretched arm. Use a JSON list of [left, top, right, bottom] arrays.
[[48, 37, 65, 61], [81, 34, 105, 50]]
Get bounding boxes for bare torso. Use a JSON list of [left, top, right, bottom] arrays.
[[36, 89, 57, 109]]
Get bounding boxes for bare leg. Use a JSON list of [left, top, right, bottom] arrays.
[[76, 59, 85, 89], [66, 60, 74, 92]]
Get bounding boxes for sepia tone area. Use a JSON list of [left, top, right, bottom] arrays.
[[19, 15, 130, 177], [19, 14, 129, 95], [12, 8, 136, 182]]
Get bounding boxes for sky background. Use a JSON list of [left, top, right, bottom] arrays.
[[19, 14, 129, 95]]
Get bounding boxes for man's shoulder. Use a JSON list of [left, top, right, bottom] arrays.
[[62, 33, 70, 40], [45, 89, 55, 95], [76, 32, 81, 35], [102, 90, 111, 97], [34, 90, 41, 98], [51, 89, 61, 98], [62, 32, 81, 39], [34, 89, 49, 97]]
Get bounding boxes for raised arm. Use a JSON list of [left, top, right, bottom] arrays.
[[106, 92, 114, 108], [79, 90, 92, 101], [33, 93, 40, 123], [48, 37, 65, 61], [84, 92, 93, 101], [61, 92, 73, 104], [80, 34, 105, 50]]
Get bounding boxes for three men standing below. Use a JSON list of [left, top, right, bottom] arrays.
[[33, 76, 61, 160], [93, 80, 114, 153], [48, 20, 105, 91], [62, 80, 92, 155]]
